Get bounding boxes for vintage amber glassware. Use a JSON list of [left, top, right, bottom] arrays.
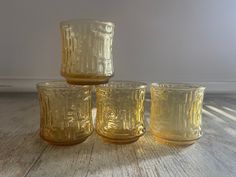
[[95, 81, 147, 144], [60, 19, 115, 85], [150, 83, 205, 145], [37, 81, 93, 145]]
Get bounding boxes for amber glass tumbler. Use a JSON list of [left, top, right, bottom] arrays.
[[150, 83, 205, 145], [37, 81, 93, 145], [60, 19, 115, 85], [95, 81, 147, 144]]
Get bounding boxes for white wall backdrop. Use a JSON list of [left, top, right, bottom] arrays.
[[0, 0, 236, 91]]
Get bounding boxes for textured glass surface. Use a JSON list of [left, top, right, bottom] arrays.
[[96, 81, 146, 143], [150, 83, 205, 145], [37, 81, 93, 145], [60, 19, 115, 85]]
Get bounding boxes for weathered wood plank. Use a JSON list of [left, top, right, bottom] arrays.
[[0, 93, 236, 177], [0, 93, 47, 177]]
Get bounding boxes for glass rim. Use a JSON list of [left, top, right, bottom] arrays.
[[151, 83, 205, 91], [37, 80, 92, 90], [60, 18, 115, 27], [96, 80, 147, 90]]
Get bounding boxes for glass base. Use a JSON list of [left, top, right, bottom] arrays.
[[153, 134, 201, 146], [40, 134, 91, 146], [100, 136, 139, 144], [96, 132, 140, 144], [63, 74, 111, 85]]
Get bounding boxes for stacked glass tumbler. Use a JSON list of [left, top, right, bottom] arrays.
[[37, 19, 205, 146], [37, 19, 147, 145]]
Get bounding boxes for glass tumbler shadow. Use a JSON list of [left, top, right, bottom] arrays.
[[150, 83, 205, 145], [95, 81, 147, 144], [37, 81, 93, 145], [60, 19, 115, 85]]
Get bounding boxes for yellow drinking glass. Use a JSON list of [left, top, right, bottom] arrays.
[[60, 19, 115, 85], [150, 83, 205, 145], [95, 81, 147, 144], [37, 81, 93, 145]]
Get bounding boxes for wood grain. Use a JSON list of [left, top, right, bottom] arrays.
[[0, 93, 236, 177]]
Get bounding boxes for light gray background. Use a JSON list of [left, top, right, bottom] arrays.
[[0, 0, 236, 85]]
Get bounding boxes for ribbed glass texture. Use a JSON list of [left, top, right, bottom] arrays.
[[96, 81, 146, 144], [150, 83, 205, 145], [60, 19, 115, 85], [37, 81, 93, 145]]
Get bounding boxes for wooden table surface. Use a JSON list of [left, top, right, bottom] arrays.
[[0, 93, 236, 177]]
